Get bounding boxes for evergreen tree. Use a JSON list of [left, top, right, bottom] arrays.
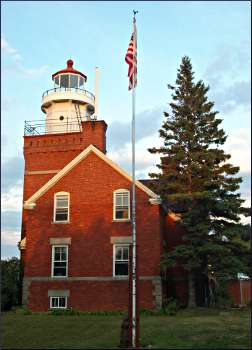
[[149, 56, 249, 307]]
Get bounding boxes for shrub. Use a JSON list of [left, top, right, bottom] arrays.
[[162, 297, 179, 315]]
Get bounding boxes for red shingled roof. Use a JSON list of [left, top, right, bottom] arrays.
[[52, 59, 87, 81]]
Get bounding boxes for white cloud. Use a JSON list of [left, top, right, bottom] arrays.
[[1, 37, 22, 60], [224, 128, 251, 173], [1, 230, 20, 246], [1, 36, 48, 76], [1, 184, 23, 212]]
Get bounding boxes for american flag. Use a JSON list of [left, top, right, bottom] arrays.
[[125, 17, 137, 90]]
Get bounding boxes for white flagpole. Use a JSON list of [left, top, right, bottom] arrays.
[[131, 10, 138, 348]]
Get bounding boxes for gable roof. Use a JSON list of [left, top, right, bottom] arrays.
[[23, 144, 159, 209]]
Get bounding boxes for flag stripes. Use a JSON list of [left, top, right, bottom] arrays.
[[125, 18, 137, 90]]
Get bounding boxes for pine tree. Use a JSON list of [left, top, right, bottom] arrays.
[[149, 56, 248, 307]]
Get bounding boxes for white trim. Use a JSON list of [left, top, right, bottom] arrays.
[[113, 244, 129, 277], [168, 211, 181, 221], [113, 189, 130, 221], [23, 144, 158, 209], [51, 245, 68, 278], [49, 296, 67, 309], [149, 197, 162, 205], [53, 192, 70, 223], [19, 237, 26, 250], [110, 236, 132, 244]]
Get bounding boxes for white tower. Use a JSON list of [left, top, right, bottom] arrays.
[[41, 59, 96, 134]]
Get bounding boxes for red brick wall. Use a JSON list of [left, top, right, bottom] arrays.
[[23, 147, 162, 310], [229, 280, 251, 305], [163, 215, 188, 304], [23, 120, 107, 172], [28, 280, 155, 312]]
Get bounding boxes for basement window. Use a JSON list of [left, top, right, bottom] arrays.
[[113, 189, 130, 221], [113, 244, 129, 277], [54, 192, 69, 223], [50, 296, 67, 309], [51, 245, 68, 277]]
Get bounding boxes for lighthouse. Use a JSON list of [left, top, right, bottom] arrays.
[[20, 58, 163, 316], [40, 59, 96, 134]]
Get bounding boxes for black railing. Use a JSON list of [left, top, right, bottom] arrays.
[[24, 119, 82, 136], [42, 87, 95, 100]]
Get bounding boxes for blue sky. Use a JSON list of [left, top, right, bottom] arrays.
[[1, 1, 251, 258]]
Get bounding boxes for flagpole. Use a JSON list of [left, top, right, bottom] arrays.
[[131, 10, 138, 348]]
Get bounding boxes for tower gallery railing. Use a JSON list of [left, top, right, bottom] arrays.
[[24, 118, 83, 136], [42, 87, 95, 100]]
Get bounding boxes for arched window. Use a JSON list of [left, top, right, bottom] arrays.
[[113, 189, 130, 221], [54, 192, 70, 223]]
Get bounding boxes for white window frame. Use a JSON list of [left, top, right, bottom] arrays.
[[50, 296, 67, 309], [54, 74, 84, 89], [51, 245, 68, 278], [53, 192, 70, 223], [113, 189, 130, 221], [113, 244, 129, 277]]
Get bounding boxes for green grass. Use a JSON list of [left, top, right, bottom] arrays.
[[2, 308, 250, 349]]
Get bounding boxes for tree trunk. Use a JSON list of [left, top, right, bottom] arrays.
[[188, 271, 196, 308]]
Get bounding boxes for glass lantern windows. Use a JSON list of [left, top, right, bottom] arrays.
[[70, 75, 78, 88], [54, 76, 60, 87], [79, 77, 84, 89], [53, 74, 84, 89], [60, 75, 69, 88]]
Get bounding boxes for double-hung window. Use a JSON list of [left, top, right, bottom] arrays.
[[113, 245, 129, 277], [50, 296, 67, 309], [52, 245, 68, 277], [113, 189, 130, 220], [54, 192, 69, 223]]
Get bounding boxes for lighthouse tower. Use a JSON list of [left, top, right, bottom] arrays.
[[22, 59, 107, 204], [41, 59, 96, 134]]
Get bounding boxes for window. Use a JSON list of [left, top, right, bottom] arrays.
[[54, 192, 69, 222], [54, 76, 59, 87], [60, 74, 69, 88], [113, 245, 129, 277], [70, 74, 78, 88], [113, 189, 130, 220], [79, 77, 84, 88], [52, 245, 68, 277], [50, 296, 67, 309]]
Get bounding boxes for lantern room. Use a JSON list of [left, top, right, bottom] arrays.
[[52, 59, 87, 89], [36, 59, 97, 135]]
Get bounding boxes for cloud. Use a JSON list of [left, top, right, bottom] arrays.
[[1, 96, 18, 112], [107, 107, 163, 150], [1, 184, 23, 212], [1, 156, 24, 192], [205, 42, 251, 87], [224, 128, 251, 173], [1, 211, 22, 231], [1, 37, 20, 59], [204, 42, 251, 112], [211, 81, 251, 113], [1, 230, 20, 246], [1, 36, 48, 77]]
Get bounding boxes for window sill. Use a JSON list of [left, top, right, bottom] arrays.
[[52, 221, 70, 224], [113, 276, 129, 279], [51, 276, 68, 279], [112, 219, 131, 223]]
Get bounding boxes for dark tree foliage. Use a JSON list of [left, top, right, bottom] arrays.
[[1, 257, 22, 311], [149, 56, 250, 307]]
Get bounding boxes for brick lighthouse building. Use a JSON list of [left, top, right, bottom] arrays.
[[20, 60, 186, 312]]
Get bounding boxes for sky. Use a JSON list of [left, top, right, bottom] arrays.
[[1, 1, 251, 259]]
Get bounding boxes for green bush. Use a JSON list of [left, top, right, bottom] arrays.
[[49, 308, 125, 316], [162, 297, 179, 315], [1, 258, 22, 311], [214, 281, 233, 309]]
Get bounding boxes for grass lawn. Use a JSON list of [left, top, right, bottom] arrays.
[[2, 308, 250, 349]]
